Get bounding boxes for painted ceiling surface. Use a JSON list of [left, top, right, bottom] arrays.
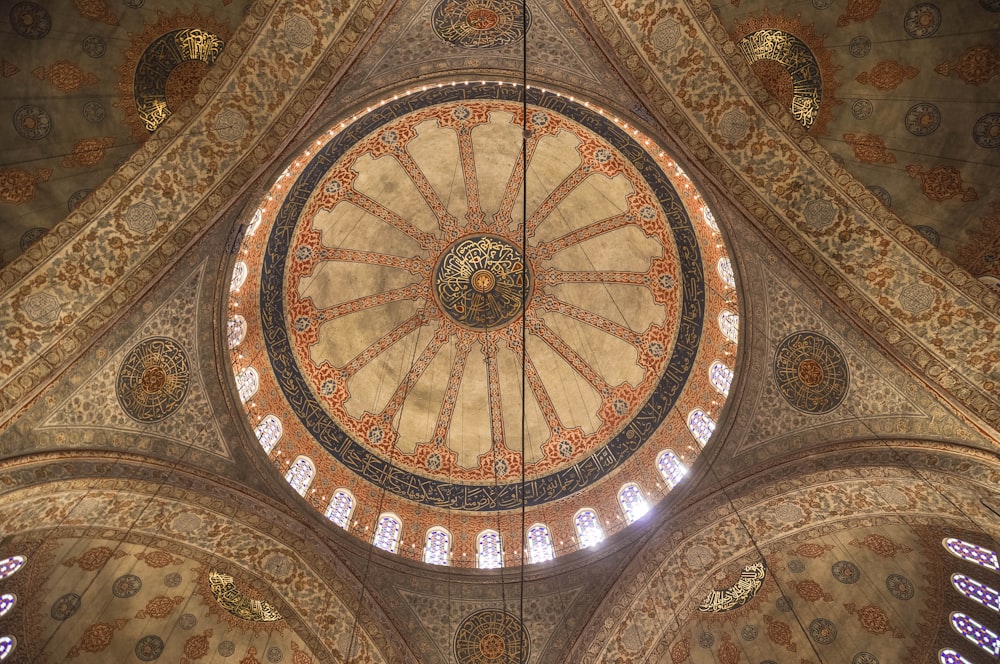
[[232, 81, 738, 563]]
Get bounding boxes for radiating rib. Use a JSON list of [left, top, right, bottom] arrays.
[[457, 129, 485, 230], [482, 334, 507, 452], [534, 294, 642, 343], [315, 247, 430, 275], [522, 164, 589, 238], [532, 212, 634, 259], [380, 327, 450, 422], [493, 132, 541, 229], [391, 149, 460, 234], [341, 309, 436, 379], [527, 316, 610, 395], [344, 190, 441, 250], [430, 338, 472, 446], [535, 269, 647, 286], [309, 283, 427, 319]]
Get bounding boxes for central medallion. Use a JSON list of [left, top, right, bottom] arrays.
[[434, 235, 530, 329]]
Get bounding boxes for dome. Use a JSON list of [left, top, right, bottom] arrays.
[[227, 81, 738, 566]]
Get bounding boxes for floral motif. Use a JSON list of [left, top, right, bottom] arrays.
[[136, 550, 183, 568], [849, 534, 912, 558], [905, 164, 978, 202], [67, 618, 129, 657], [31, 60, 98, 92], [844, 133, 896, 164], [843, 602, 905, 638], [135, 595, 184, 619], [62, 546, 127, 571], [935, 45, 1000, 85], [762, 615, 796, 652], [180, 629, 213, 663], [792, 579, 833, 602], [669, 633, 690, 663], [793, 543, 833, 558], [837, 0, 881, 26], [832, 560, 861, 584], [856, 60, 919, 90], [0, 167, 51, 205], [61, 137, 115, 168], [72, 0, 118, 25]]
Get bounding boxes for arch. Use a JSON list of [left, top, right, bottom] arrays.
[[424, 527, 451, 566], [230, 260, 248, 292], [527, 524, 554, 564], [235, 366, 259, 403], [657, 450, 687, 490], [939, 650, 975, 664], [952, 574, 1000, 613], [950, 612, 1000, 657], [0, 636, 14, 661], [284, 455, 314, 496], [374, 513, 401, 554], [709, 360, 733, 397], [687, 409, 716, 447], [254, 415, 283, 453], [227, 314, 247, 349], [0, 557, 25, 580], [0, 594, 13, 618], [944, 538, 999, 572], [325, 489, 354, 530], [574, 509, 605, 549], [717, 256, 735, 288], [618, 483, 649, 524], [477, 530, 502, 569], [718, 310, 739, 343]]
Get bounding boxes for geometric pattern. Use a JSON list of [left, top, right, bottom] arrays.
[[431, 0, 530, 49], [454, 609, 529, 664], [773, 331, 849, 414], [115, 337, 190, 423]]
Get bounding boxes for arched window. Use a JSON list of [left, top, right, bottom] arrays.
[[230, 261, 248, 292], [702, 206, 719, 232], [373, 514, 401, 554], [0, 557, 25, 580], [952, 574, 1000, 613], [527, 524, 555, 564], [717, 257, 735, 288], [618, 483, 649, 524], [657, 450, 687, 489], [245, 208, 263, 238], [0, 594, 13, 618], [718, 310, 739, 343], [424, 528, 451, 566], [709, 361, 733, 397], [0, 636, 14, 661], [944, 538, 999, 572], [235, 367, 259, 403], [687, 409, 716, 447], [951, 612, 1000, 657], [575, 509, 605, 549], [284, 456, 314, 496], [477, 531, 502, 569], [254, 415, 283, 453], [939, 649, 975, 664], [227, 315, 247, 349], [325, 490, 354, 529]]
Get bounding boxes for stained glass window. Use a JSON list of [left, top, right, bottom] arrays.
[[939, 649, 975, 664], [245, 208, 263, 238], [0, 595, 13, 618], [709, 361, 733, 397], [618, 483, 649, 524], [575, 509, 605, 548], [227, 315, 247, 349], [717, 257, 735, 288], [952, 574, 1000, 613], [235, 367, 259, 403], [951, 612, 1000, 657], [702, 206, 720, 232], [254, 415, 283, 453], [718, 310, 739, 343], [424, 528, 451, 566], [477, 531, 502, 569], [374, 514, 401, 554], [657, 450, 687, 489], [0, 636, 14, 661], [284, 456, 314, 496], [230, 261, 248, 293], [687, 409, 716, 447], [325, 490, 354, 529], [0, 557, 25, 580], [944, 538, 999, 572], [527, 524, 555, 564]]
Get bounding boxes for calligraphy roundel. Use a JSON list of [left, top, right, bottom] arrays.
[[454, 610, 528, 664], [116, 337, 190, 422], [432, 0, 530, 48], [774, 332, 849, 413]]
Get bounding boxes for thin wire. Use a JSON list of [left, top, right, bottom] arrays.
[[519, 2, 529, 659]]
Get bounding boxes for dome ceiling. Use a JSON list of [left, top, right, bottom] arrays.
[[230, 82, 738, 563]]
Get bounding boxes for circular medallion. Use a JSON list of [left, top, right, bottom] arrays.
[[788, 559, 806, 573], [83, 100, 106, 123], [905, 103, 940, 136], [811, 0, 833, 8], [112, 574, 143, 598], [903, 3, 941, 38], [83, 35, 106, 58], [68, 189, 93, 211], [741, 625, 759, 641], [849, 36, 871, 58], [914, 225, 940, 246], [697, 632, 715, 648], [737, 29, 823, 129], [776, 597, 792, 612], [885, 573, 915, 600], [773, 332, 849, 414], [832, 560, 861, 584], [851, 99, 873, 120], [973, 112, 1000, 149], [433, 236, 530, 328], [853, 654, 879, 664], [809, 618, 837, 645], [432, 0, 530, 48], [19, 227, 46, 251], [867, 185, 892, 209], [50, 592, 81, 620], [218, 641, 235, 657], [124, 0, 144, 7], [178, 613, 197, 629], [266, 646, 283, 663], [163, 572, 182, 587], [116, 337, 190, 423], [454, 610, 528, 663], [13, 104, 52, 140], [135, 635, 164, 661], [9, 2, 51, 39]]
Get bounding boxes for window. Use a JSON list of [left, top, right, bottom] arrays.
[[657, 450, 687, 489], [254, 415, 283, 453], [702, 206, 719, 232], [373, 514, 401, 554], [0, 595, 13, 618], [477, 531, 503, 569], [325, 490, 354, 529], [230, 261, 248, 292], [0, 557, 25, 580], [709, 361, 733, 397], [0, 636, 14, 661], [718, 310, 739, 343], [245, 208, 263, 238], [939, 649, 975, 664], [618, 483, 649, 524], [574, 509, 605, 549], [687, 409, 716, 447], [717, 257, 735, 288], [952, 574, 1000, 613], [944, 538, 999, 572], [284, 456, 314, 496], [227, 315, 247, 349], [950, 612, 1000, 657], [424, 528, 451, 566], [527, 524, 555, 564], [235, 367, 259, 403]]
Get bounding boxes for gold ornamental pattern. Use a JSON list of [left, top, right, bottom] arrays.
[[773, 331, 849, 414], [433, 235, 530, 329], [115, 336, 190, 422]]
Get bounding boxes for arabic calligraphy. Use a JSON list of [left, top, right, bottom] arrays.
[[208, 571, 283, 622], [738, 29, 822, 130], [434, 236, 529, 328], [698, 560, 767, 613]]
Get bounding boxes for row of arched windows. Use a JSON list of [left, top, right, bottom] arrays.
[[940, 538, 1000, 663], [0, 555, 24, 661]]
